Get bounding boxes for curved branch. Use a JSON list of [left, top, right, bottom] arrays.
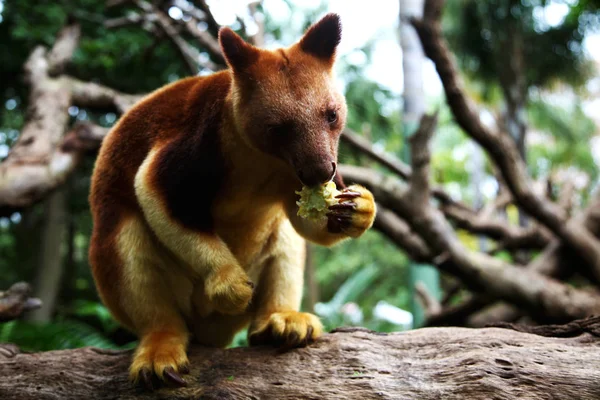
[[3, 323, 600, 399], [340, 164, 600, 321], [67, 78, 142, 113], [411, 0, 600, 281], [341, 129, 411, 179]]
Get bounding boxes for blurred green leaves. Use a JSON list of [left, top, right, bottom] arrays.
[[0, 320, 122, 351]]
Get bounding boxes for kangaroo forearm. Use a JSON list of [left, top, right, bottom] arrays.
[[134, 147, 239, 275]]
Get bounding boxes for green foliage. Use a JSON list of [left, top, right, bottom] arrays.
[[312, 230, 410, 331], [229, 329, 249, 348], [0, 320, 123, 352], [444, 0, 598, 91], [69, 300, 121, 334], [527, 97, 599, 182], [315, 264, 379, 330]]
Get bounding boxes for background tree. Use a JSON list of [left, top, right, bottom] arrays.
[[399, 0, 441, 328]]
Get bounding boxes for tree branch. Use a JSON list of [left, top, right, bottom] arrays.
[[0, 283, 42, 323], [424, 295, 492, 327], [442, 202, 552, 251], [342, 127, 546, 248], [373, 205, 433, 262], [0, 27, 75, 211], [0, 25, 132, 214], [47, 23, 81, 75], [182, 18, 226, 68], [339, 165, 600, 322], [190, 0, 221, 37], [407, 113, 438, 205], [67, 78, 142, 113], [3, 322, 600, 399], [415, 282, 442, 318], [411, 0, 600, 281], [341, 129, 411, 180]]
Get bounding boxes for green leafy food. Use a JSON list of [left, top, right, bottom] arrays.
[[296, 181, 340, 220]]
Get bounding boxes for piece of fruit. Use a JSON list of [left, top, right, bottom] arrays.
[[296, 181, 341, 220]]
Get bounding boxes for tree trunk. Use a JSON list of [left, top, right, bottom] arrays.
[[26, 189, 67, 322], [400, 0, 441, 328], [2, 318, 600, 399]]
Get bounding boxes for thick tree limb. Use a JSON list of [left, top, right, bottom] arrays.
[[434, 193, 600, 328], [61, 122, 110, 152], [340, 164, 600, 321], [2, 321, 600, 399], [424, 295, 493, 327], [342, 129, 411, 180], [411, 0, 600, 281], [341, 128, 548, 248], [0, 25, 135, 214], [68, 78, 142, 113], [0, 26, 77, 211], [373, 205, 433, 262], [442, 202, 552, 251], [47, 23, 82, 76]]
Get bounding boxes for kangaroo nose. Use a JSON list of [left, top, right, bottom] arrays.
[[297, 161, 337, 187]]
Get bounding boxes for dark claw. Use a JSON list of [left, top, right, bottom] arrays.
[[164, 367, 187, 387], [247, 281, 255, 289], [329, 202, 357, 210], [140, 368, 154, 391], [327, 217, 343, 233], [306, 326, 314, 345], [336, 191, 361, 199], [279, 332, 300, 352], [326, 210, 354, 235], [326, 212, 352, 222], [288, 331, 299, 345], [248, 326, 272, 347]]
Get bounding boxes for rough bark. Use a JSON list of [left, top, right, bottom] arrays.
[[0, 24, 135, 216], [2, 320, 600, 399]]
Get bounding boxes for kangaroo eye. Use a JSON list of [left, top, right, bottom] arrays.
[[326, 109, 338, 124]]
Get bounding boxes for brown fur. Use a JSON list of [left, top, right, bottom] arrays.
[[89, 13, 376, 387]]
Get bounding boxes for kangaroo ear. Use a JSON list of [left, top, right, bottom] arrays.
[[219, 27, 260, 72], [299, 13, 342, 63]]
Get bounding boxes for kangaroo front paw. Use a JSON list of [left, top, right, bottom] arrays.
[[248, 311, 323, 347], [327, 184, 376, 238], [205, 265, 254, 315]]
